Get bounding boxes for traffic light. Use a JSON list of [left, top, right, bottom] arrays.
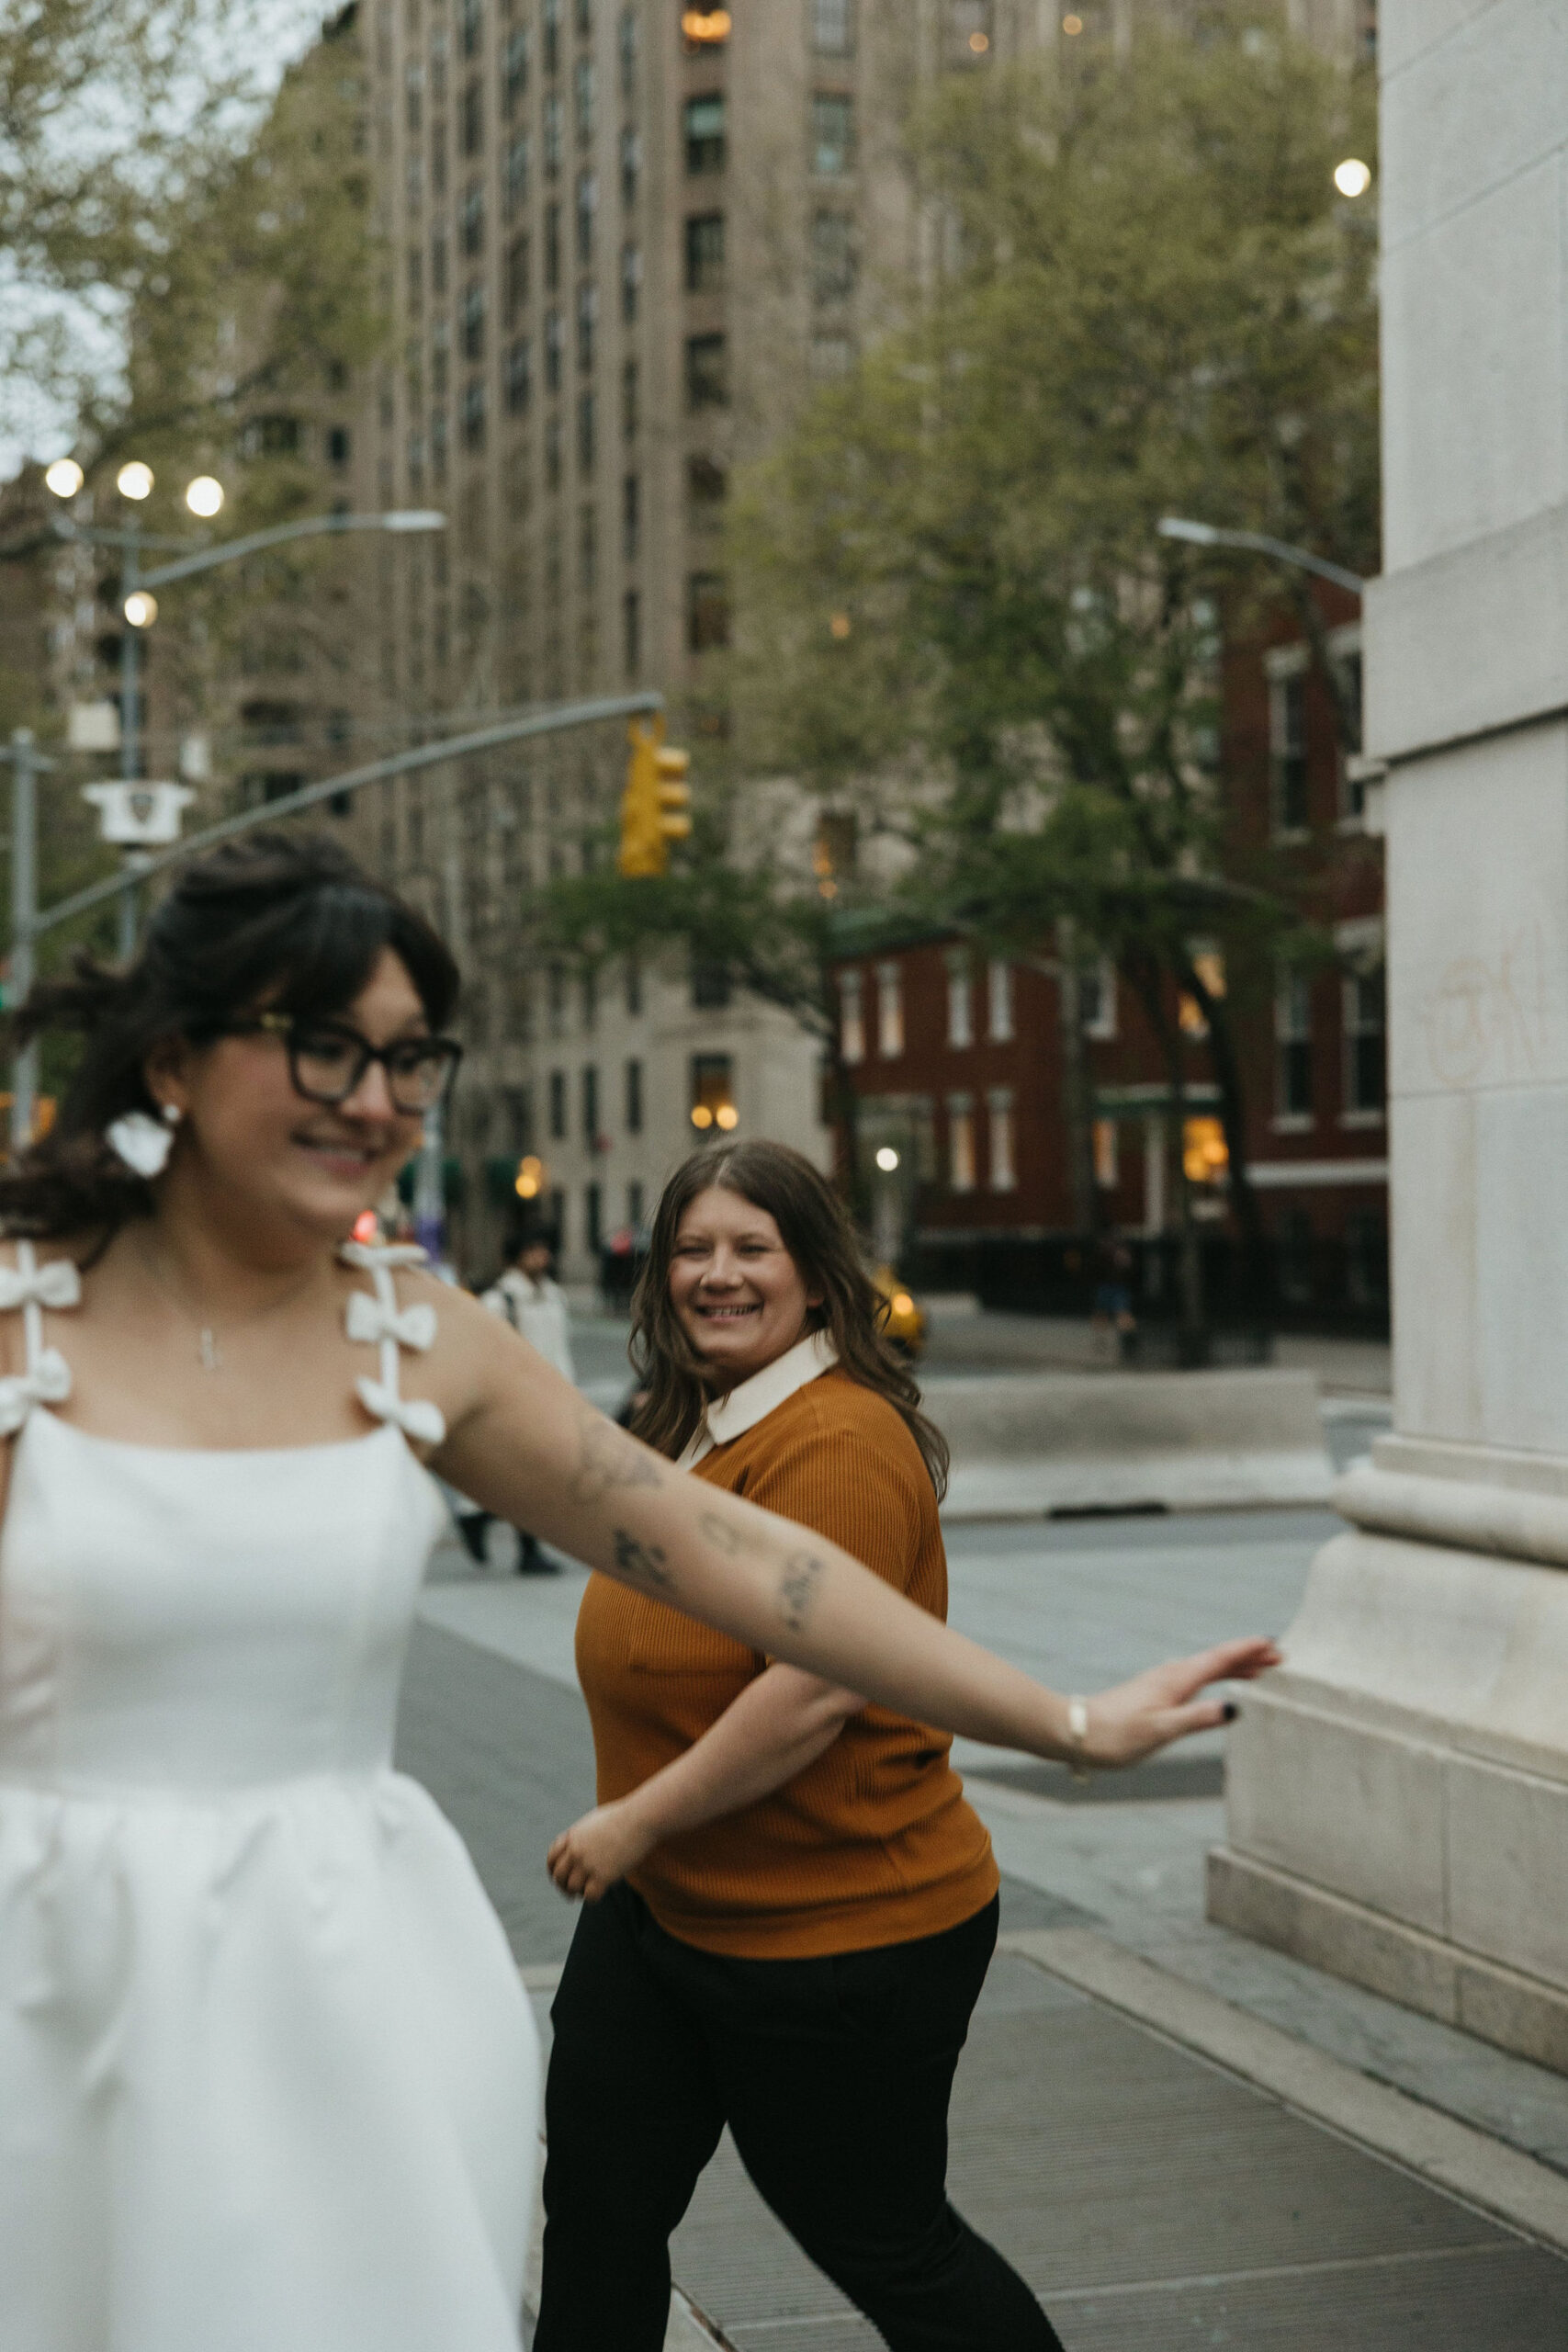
[[618, 717, 692, 876]]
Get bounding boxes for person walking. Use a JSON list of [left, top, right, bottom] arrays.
[[0, 837, 1273, 2352], [473, 1232, 574, 1571], [537, 1140, 1269, 2351]]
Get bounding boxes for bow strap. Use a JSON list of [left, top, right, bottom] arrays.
[[345, 1290, 438, 1352], [0, 1258, 81, 1313], [0, 1348, 73, 1437], [355, 1375, 446, 1448], [338, 1241, 430, 1272]]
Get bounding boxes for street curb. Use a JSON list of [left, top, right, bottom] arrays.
[[999, 1926, 1568, 2255]]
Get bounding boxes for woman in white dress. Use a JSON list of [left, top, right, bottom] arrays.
[[0, 832, 1278, 2352]]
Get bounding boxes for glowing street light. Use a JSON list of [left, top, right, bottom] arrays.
[[185, 475, 224, 517], [44, 458, 84, 499], [117, 461, 153, 501], [1334, 158, 1372, 198], [874, 1146, 900, 1172], [514, 1154, 544, 1199], [123, 591, 158, 628]]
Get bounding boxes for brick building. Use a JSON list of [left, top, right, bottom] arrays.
[[829, 584, 1388, 1331]]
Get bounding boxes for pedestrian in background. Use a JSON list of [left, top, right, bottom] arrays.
[[537, 1140, 1267, 2351], [466, 1231, 574, 1572]]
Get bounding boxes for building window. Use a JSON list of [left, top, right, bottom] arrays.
[[688, 454, 726, 526], [577, 388, 596, 471], [504, 23, 530, 110], [876, 961, 903, 1057], [1269, 666, 1310, 836], [625, 958, 643, 1016], [690, 1053, 737, 1133], [406, 149, 424, 210], [691, 959, 731, 1010], [622, 588, 640, 674], [1344, 965, 1386, 1115], [545, 306, 564, 390], [619, 3, 637, 96], [505, 231, 530, 320], [574, 54, 595, 141], [811, 209, 855, 303], [946, 951, 973, 1048], [504, 131, 530, 216], [987, 957, 1013, 1043], [685, 332, 728, 409], [684, 93, 726, 174], [813, 0, 853, 53], [987, 1088, 1016, 1191], [462, 376, 486, 447], [461, 179, 485, 254], [1092, 1117, 1118, 1189], [1078, 954, 1117, 1039], [1345, 1205, 1387, 1310], [326, 424, 351, 467], [462, 277, 486, 359], [1277, 1205, 1314, 1306], [544, 89, 562, 174], [461, 0, 482, 59], [430, 404, 448, 479], [576, 167, 597, 264], [579, 500, 597, 592], [548, 1068, 567, 1136], [407, 244, 423, 309], [626, 1178, 644, 1230], [585, 1181, 603, 1255], [622, 356, 638, 439], [545, 413, 563, 487], [947, 1093, 976, 1192], [619, 124, 640, 209], [685, 211, 725, 292], [840, 968, 864, 1064], [1335, 642, 1366, 818], [581, 1063, 599, 1141], [576, 279, 598, 370], [461, 75, 483, 154], [621, 240, 640, 322], [622, 470, 639, 560], [687, 571, 728, 650], [811, 92, 855, 176], [543, 0, 561, 72], [625, 1057, 643, 1133], [406, 61, 423, 131], [1276, 967, 1314, 1119]]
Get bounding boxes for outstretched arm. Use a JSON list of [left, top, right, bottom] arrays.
[[433, 1318, 1280, 1768]]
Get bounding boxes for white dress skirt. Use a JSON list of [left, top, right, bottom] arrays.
[[0, 1247, 540, 2352]]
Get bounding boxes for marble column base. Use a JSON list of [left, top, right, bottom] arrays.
[[1209, 1438, 1568, 2075]]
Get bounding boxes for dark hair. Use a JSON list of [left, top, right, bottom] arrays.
[[628, 1138, 949, 1498], [1, 831, 458, 1239]]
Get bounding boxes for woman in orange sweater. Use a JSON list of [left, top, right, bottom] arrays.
[[535, 1142, 1272, 2350]]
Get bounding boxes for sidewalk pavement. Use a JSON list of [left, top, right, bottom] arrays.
[[406, 1506, 1568, 2347]]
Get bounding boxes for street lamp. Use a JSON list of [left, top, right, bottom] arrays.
[[185, 475, 224, 517], [43, 458, 84, 499], [122, 591, 158, 629], [1156, 515, 1365, 598], [116, 461, 153, 501]]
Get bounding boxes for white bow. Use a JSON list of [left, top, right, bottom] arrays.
[[345, 1290, 438, 1352], [0, 1348, 74, 1435], [355, 1375, 446, 1448], [338, 1241, 430, 1272], [0, 1258, 81, 1314]]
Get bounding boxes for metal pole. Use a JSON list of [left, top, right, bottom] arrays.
[[8, 730, 38, 1156], [118, 517, 141, 956]]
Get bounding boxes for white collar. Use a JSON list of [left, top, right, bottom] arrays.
[[680, 1329, 838, 1467]]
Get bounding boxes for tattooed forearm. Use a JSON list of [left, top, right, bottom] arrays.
[[699, 1510, 752, 1558], [614, 1527, 672, 1590], [779, 1549, 825, 1634], [570, 1408, 664, 1504]]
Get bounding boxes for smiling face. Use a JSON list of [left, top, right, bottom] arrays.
[[150, 946, 431, 1244], [669, 1183, 823, 1388]]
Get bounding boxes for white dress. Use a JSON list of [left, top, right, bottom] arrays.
[[0, 1241, 540, 2352]]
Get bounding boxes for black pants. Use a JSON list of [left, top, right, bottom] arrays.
[[534, 1884, 1063, 2352]]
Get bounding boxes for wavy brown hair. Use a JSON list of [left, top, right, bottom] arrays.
[[628, 1138, 949, 1498]]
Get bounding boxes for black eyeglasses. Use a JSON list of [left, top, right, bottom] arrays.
[[234, 1012, 463, 1115]]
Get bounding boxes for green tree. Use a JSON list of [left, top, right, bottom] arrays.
[[727, 6, 1377, 1323]]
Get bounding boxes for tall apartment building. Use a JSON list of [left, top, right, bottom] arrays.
[[355, 0, 1073, 1279]]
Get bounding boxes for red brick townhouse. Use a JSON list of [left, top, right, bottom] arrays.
[[829, 582, 1388, 1330]]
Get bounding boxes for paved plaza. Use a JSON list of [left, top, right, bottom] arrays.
[[396, 1475, 1568, 2346]]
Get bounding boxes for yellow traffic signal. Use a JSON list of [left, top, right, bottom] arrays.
[[619, 717, 692, 876]]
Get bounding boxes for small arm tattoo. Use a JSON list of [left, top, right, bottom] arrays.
[[614, 1527, 672, 1590], [699, 1510, 748, 1557], [779, 1549, 825, 1634], [570, 1408, 663, 1504]]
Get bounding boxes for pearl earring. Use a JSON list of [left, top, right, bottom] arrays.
[[106, 1104, 181, 1179]]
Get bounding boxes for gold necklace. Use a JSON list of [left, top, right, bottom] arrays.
[[141, 1241, 321, 1374]]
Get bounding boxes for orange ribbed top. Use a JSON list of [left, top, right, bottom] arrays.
[[574, 1367, 998, 1958]]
